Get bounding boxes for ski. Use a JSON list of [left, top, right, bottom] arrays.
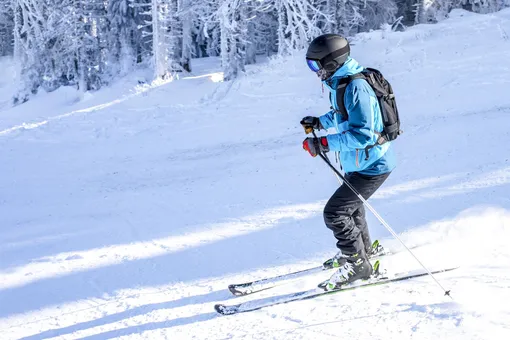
[[228, 246, 392, 296], [215, 267, 458, 315], [228, 265, 325, 296]]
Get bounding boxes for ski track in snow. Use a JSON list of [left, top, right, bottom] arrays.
[[1, 9, 510, 340]]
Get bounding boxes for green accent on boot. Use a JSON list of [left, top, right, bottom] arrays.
[[369, 240, 389, 258], [373, 260, 380, 276], [323, 258, 341, 269], [371, 240, 380, 249]]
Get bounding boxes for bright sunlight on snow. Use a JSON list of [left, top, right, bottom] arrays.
[[1, 9, 510, 340]]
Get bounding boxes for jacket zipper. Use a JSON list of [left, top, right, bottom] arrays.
[[356, 149, 360, 168]]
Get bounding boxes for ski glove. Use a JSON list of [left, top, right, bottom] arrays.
[[303, 137, 329, 157], [300, 116, 323, 134]]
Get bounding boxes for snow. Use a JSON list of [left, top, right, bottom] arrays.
[[1, 8, 510, 340]]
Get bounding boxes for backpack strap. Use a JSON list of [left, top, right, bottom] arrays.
[[334, 73, 366, 120], [363, 133, 387, 160]]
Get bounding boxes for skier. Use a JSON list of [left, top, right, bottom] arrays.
[[301, 34, 397, 290]]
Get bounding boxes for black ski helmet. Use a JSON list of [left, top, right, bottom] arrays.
[[306, 34, 350, 78]]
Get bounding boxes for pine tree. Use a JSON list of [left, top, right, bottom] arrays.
[[167, 0, 193, 73], [460, 0, 507, 13], [251, 5, 278, 57], [192, 0, 220, 58], [108, 0, 140, 76], [130, 0, 153, 64], [395, 0, 419, 25], [361, 0, 398, 32]]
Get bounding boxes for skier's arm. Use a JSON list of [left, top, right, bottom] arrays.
[[318, 110, 336, 130], [319, 109, 348, 130], [326, 83, 375, 152], [319, 88, 350, 130]]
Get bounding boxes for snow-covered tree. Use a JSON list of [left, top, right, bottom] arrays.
[[336, 0, 367, 36], [179, 0, 193, 71], [81, 0, 110, 90], [276, 0, 324, 55], [6, 0, 509, 103], [218, 0, 250, 80], [166, 0, 194, 73], [252, 6, 278, 56], [0, 0, 13, 56], [191, 0, 220, 57], [244, 1, 258, 65], [361, 0, 398, 32], [107, 0, 140, 76], [460, 0, 507, 13], [414, 0, 455, 23], [129, 0, 153, 64], [394, 0, 419, 25], [320, 0, 338, 33], [136, 0, 194, 79], [12, 0, 61, 101], [150, 0, 170, 78], [13, 0, 110, 101]]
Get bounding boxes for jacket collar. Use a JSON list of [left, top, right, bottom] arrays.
[[322, 57, 364, 90]]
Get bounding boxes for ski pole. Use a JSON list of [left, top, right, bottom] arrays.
[[311, 131, 452, 298]]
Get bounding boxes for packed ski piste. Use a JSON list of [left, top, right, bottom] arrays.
[[2, 9, 510, 340]]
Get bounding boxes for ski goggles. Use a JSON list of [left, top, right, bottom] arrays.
[[306, 59, 322, 72]]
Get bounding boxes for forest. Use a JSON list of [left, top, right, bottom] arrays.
[[0, 0, 507, 103]]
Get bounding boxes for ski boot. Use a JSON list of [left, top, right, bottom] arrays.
[[319, 253, 375, 291], [323, 240, 387, 269]]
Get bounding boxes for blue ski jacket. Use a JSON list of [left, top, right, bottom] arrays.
[[319, 57, 396, 175]]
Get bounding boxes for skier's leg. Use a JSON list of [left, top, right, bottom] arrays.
[[323, 173, 366, 256], [323, 172, 392, 288], [352, 204, 372, 255], [324, 172, 391, 256]]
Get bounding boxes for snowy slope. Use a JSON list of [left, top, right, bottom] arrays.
[[1, 9, 510, 340]]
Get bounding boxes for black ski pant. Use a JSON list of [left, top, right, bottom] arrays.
[[323, 171, 391, 257]]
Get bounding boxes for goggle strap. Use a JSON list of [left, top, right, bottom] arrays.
[[320, 46, 350, 67]]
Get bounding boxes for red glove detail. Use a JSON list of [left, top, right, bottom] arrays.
[[302, 137, 329, 157]]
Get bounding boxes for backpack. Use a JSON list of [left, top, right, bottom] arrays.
[[331, 68, 402, 159]]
